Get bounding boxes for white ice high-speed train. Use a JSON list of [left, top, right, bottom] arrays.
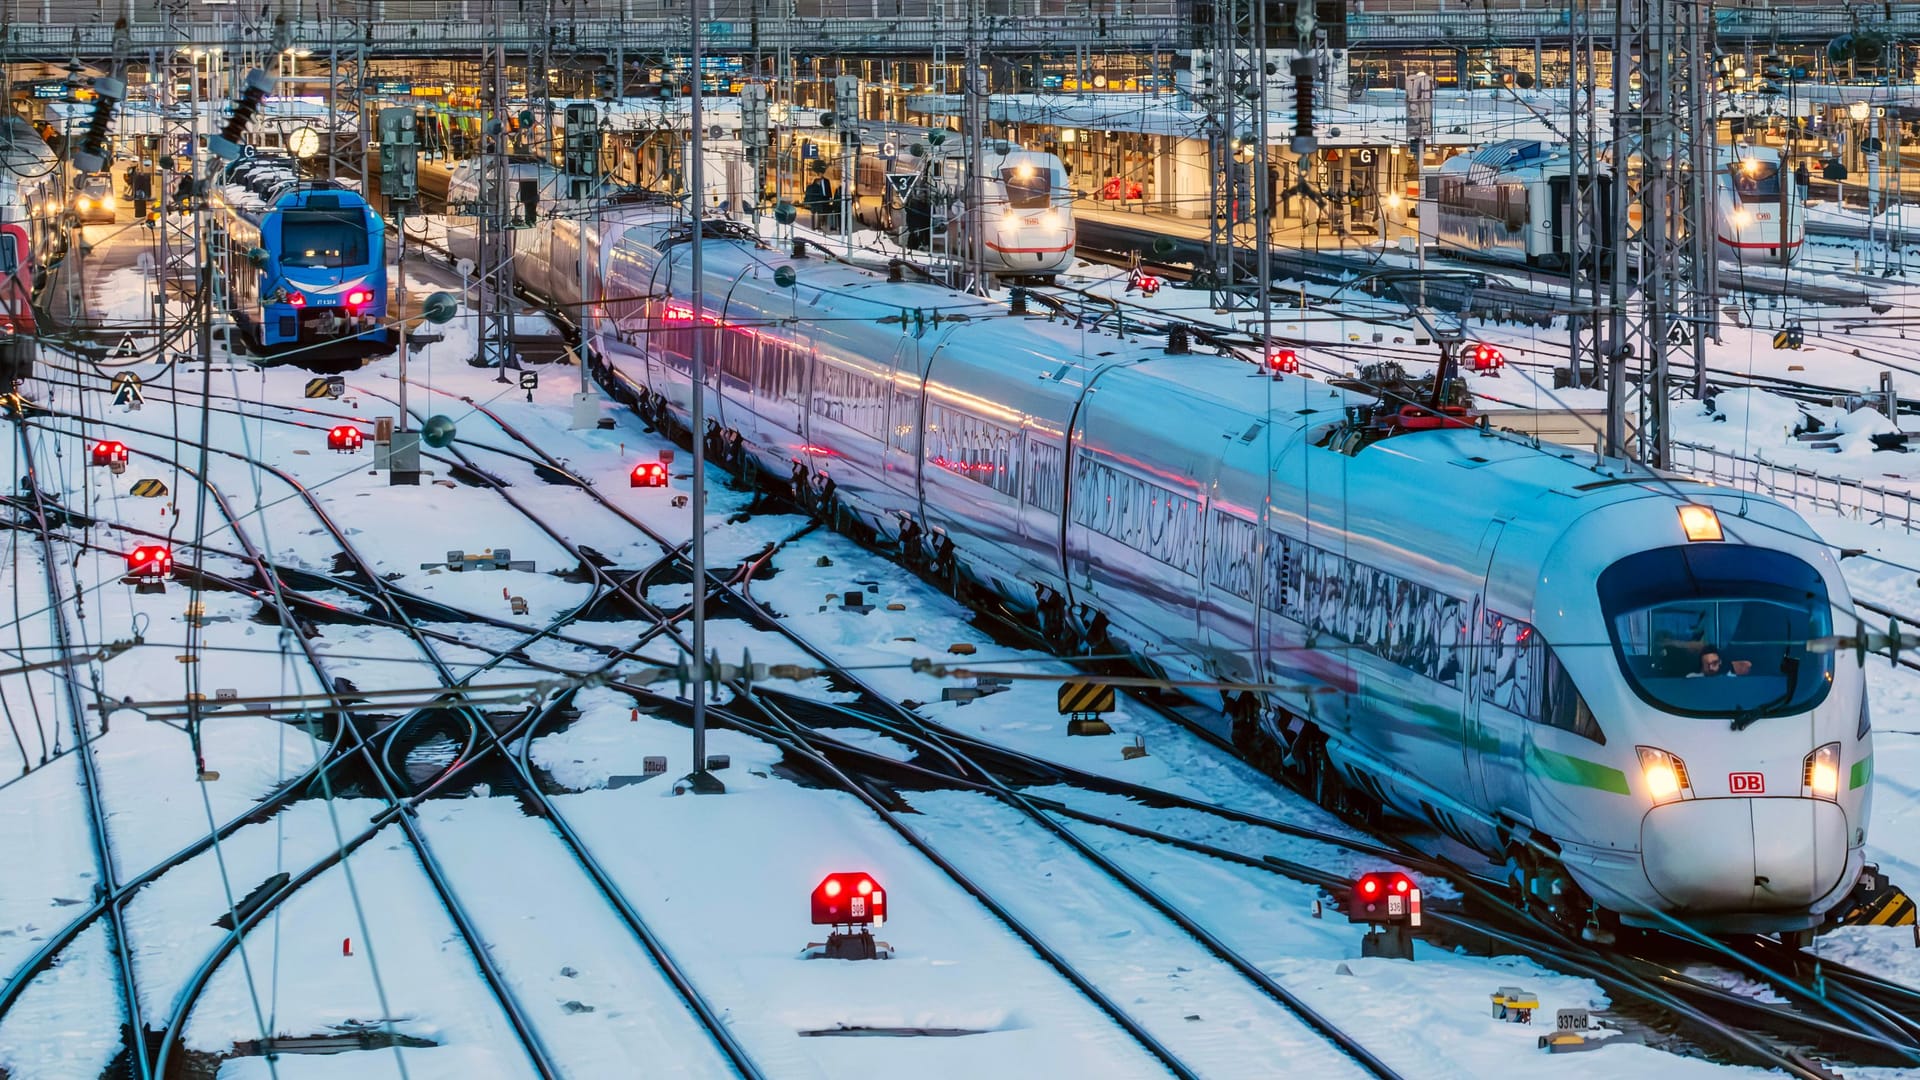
[[517, 201, 1872, 939], [1427, 140, 1804, 268], [850, 138, 1076, 279]]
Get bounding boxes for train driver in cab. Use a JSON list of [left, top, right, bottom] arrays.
[[1691, 645, 1751, 678]]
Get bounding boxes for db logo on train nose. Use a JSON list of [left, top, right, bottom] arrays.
[[1729, 772, 1765, 794]]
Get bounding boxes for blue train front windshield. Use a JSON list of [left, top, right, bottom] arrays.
[[279, 210, 368, 268], [1599, 544, 1833, 720]]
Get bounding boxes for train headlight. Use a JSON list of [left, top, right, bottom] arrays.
[[1040, 209, 1060, 228], [1385, 193, 1404, 210], [1730, 207, 1753, 229], [76, 197, 93, 211], [103, 193, 117, 210], [1001, 208, 1018, 224], [1636, 746, 1693, 804], [1677, 503, 1723, 542], [1803, 742, 1841, 800]]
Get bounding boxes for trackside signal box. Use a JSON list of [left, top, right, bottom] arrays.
[[807, 872, 893, 961]]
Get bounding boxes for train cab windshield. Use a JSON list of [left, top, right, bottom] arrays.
[[1729, 158, 1783, 199], [1000, 164, 1054, 209], [1598, 544, 1833, 720], [279, 210, 367, 268]]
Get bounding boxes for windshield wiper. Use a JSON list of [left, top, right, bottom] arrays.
[[1730, 657, 1799, 732]]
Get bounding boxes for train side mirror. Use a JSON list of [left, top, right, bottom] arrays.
[[246, 246, 268, 267]]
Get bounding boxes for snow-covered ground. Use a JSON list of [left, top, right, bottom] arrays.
[[10, 204, 1920, 1080]]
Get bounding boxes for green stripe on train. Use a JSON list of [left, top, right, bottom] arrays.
[[1526, 744, 1631, 796], [1852, 755, 1873, 791]]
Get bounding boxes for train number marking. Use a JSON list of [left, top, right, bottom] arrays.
[[1729, 772, 1764, 794]]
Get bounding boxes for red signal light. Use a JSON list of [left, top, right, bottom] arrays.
[[127, 545, 173, 578], [1470, 342, 1505, 371], [812, 872, 886, 927], [327, 426, 363, 452], [91, 440, 128, 466], [1266, 347, 1301, 374], [1350, 871, 1420, 925], [630, 461, 669, 488]]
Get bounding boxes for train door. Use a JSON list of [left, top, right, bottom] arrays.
[[1464, 521, 1530, 841], [1548, 175, 1568, 260], [884, 335, 925, 508]]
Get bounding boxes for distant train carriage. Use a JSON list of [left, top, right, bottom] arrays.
[[1426, 140, 1613, 269], [1717, 145, 1803, 262], [852, 138, 1076, 278], [1428, 139, 1803, 270], [211, 154, 391, 363], [0, 118, 58, 385]]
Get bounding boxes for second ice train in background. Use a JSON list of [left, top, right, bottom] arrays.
[[1426, 139, 1804, 267]]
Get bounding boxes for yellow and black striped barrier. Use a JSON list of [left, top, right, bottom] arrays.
[[1058, 681, 1115, 736], [1835, 866, 1916, 934], [129, 478, 168, 498], [1851, 889, 1916, 927], [1057, 681, 1116, 716]]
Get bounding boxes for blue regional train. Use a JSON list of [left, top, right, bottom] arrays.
[[211, 155, 390, 363]]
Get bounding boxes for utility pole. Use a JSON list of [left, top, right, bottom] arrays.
[[686, 11, 721, 795], [156, 0, 200, 360], [1202, 0, 1243, 310], [470, 7, 516, 377], [1565, 0, 1604, 395], [1606, 0, 1716, 466], [961, 0, 989, 294]]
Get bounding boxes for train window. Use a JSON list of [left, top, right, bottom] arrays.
[[1482, 611, 1542, 717], [1540, 647, 1606, 744], [926, 403, 1020, 498], [1261, 531, 1296, 613], [1000, 164, 1053, 209], [1205, 511, 1258, 601], [889, 388, 919, 456], [0, 233, 16, 273], [720, 326, 755, 391], [1070, 455, 1199, 574], [1729, 159, 1782, 198], [1025, 436, 1063, 512], [812, 360, 886, 439], [279, 210, 367, 268], [1598, 545, 1834, 720]]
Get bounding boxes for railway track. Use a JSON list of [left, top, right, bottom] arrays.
[[353, 352, 1408, 1079], [1074, 215, 1880, 322], [4, 349, 759, 1078], [9, 419, 152, 1079]]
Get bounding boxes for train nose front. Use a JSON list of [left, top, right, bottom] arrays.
[[1640, 798, 1850, 911]]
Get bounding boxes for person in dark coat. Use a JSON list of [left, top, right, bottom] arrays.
[[803, 173, 836, 231], [904, 183, 932, 249], [128, 163, 153, 224]]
